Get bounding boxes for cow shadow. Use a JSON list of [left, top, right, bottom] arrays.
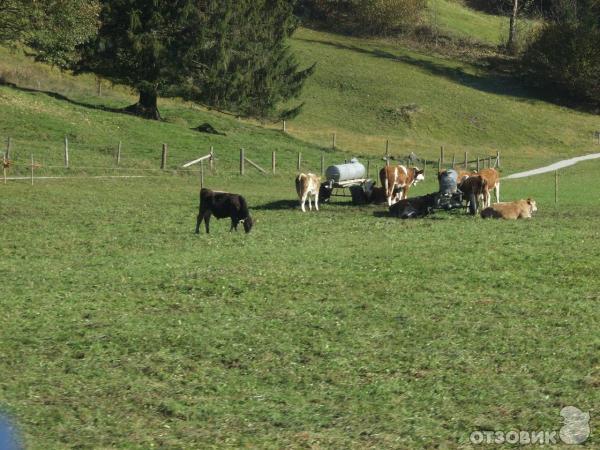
[[252, 199, 298, 211]]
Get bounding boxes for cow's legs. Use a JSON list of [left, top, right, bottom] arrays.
[[300, 193, 308, 212], [308, 195, 313, 211], [203, 212, 211, 234], [495, 183, 500, 203], [314, 192, 319, 211], [230, 217, 239, 232], [195, 207, 207, 234], [195, 213, 202, 234], [385, 179, 392, 206]]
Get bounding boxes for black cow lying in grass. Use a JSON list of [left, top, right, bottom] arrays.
[[389, 193, 436, 219], [195, 188, 253, 234]]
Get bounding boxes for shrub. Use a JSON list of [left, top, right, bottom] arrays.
[[296, 0, 426, 35], [521, 1, 600, 105]]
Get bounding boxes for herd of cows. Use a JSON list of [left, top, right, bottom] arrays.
[[194, 164, 537, 234]]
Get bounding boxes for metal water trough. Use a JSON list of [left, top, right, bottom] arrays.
[[321, 158, 371, 203]]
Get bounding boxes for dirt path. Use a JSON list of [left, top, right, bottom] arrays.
[[503, 153, 600, 179]]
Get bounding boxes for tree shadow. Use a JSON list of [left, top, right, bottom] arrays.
[[0, 79, 137, 117], [298, 37, 535, 99], [295, 37, 573, 107]]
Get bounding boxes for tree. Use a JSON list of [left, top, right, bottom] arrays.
[[0, 0, 100, 67], [78, 0, 314, 120], [522, 0, 600, 104], [186, 0, 315, 119], [508, 0, 519, 54]]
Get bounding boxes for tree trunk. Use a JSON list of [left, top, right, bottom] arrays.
[[124, 88, 161, 120], [508, 0, 519, 54]]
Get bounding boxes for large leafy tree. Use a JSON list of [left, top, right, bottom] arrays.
[[78, 0, 313, 120], [0, 0, 100, 67]]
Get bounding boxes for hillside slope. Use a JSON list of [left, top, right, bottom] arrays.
[[288, 27, 598, 167]]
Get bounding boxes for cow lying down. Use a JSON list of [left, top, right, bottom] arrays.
[[195, 188, 253, 234], [389, 193, 436, 219], [481, 199, 537, 219]]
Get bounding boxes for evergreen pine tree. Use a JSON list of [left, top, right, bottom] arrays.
[[78, 0, 314, 120]]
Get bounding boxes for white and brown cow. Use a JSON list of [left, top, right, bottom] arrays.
[[379, 165, 425, 206], [295, 173, 321, 212], [478, 168, 500, 207], [481, 198, 537, 219]]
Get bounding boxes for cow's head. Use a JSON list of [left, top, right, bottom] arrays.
[[412, 168, 425, 185], [527, 198, 537, 214], [242, 216, 254, 233]]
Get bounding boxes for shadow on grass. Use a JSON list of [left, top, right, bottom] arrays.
[[296, 36, 600, 112], [0, 79, 139, 117], [253, 199, 298, 211], [296, 37, 536, 101]]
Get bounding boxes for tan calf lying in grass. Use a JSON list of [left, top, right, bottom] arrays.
[[481, 199, 538, 219]]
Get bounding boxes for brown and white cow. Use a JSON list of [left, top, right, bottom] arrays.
[[295, 173, 321, 212], [458, 174, 487, 215], [481, 198, 537, 219], [478, 168, 500, 207], [379, 165, 425, 206]]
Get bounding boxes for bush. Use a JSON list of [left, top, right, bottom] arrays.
[[521, 2, 600, 105], [296, 0, 426, 35]]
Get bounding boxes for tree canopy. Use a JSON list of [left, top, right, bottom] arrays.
[[0, 0, 100, 67], [77, 0, 314, 120]]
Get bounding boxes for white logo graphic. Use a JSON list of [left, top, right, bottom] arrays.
[[560, 406, 590, 445], [470, 406, 590, 445]]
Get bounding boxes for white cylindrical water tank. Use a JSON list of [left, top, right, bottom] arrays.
[[325, 158, 366, 183]]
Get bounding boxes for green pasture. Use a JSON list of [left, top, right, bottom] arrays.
[[1, 158, 599, 448], [0, 2, 599, 445]]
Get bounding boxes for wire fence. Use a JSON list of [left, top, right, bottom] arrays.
[[1, 134, 502, 185]]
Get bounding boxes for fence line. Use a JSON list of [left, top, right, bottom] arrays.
[[1, 134, 504, 186]]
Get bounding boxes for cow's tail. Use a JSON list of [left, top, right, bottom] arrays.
[[295, 174, 306, 197]]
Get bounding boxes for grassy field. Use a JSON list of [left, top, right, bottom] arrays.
[[1, 3, 599, 446], [1, 159, 599, 448]]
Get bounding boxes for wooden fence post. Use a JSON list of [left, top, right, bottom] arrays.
[[476, 157, 480, 172], [555, 170, 558, 205], [297, 152, 301, 171], [438, 158, 441, 172], [240, 148, 245, 175], [321, 153, 325, 176], [272, 151, 276, 174], [366, 160, 370, 178], [440, 146, 444, 167], [282, 120, 286, 133], [488, 156, 492, 169], [209, 146, 214, 173], [5, 137, 11, 160], [464, 151, 468, 169], [385, 140, 390, 166], [451, 153, 456, 167], [200, 159, 205, 189], [64, 136, 69, 168], [496, 151, 500, 168], [161, 143, 168, 170], [116, 141, 122, 166]]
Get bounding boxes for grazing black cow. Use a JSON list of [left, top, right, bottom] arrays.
[[195, 188, 253, 234], [389, 193, 436, 219]]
